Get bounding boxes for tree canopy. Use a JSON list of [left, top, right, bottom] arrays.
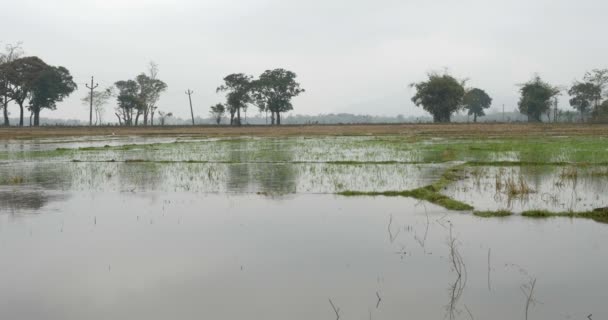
[[113, 64, 167, 126], [114, 80, 141, 126], [28, 65, 77, 126], [252, 69, 305, 125], [217, 73, 253, 126], [462, 88, 492, 122], [410, 73, 466, 123], [568, 82, 601, 121], [209, 103, 226, 125], [518, 75, 560, 122]]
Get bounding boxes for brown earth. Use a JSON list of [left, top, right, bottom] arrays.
[[1, 123, 608, 139]]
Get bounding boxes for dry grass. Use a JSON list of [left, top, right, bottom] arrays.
[[504, 175, 534, 197], [1, 123, 608, 139], [559, 167, 579, 179]]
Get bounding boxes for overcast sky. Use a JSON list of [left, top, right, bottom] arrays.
[[2, 0, 607, 121]]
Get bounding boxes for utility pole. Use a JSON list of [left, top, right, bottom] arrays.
[[502, 104, 505, 123], [185, 89, 195, 125], [86, 77, 99, 126]]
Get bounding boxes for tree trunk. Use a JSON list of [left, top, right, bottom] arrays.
[[2, 100, 8, 126], [115, 113, 122, 126], [277, 112, 281, 125], [33, 110, 40, 126], [135, 112, 140, 126], [271, 112, 275, 125], [143, 109, 149, 126], [151, 111, 155, 126], [19, 103, 24, 127], [473, 114, 477, 123], [236, 107, 241, 126]]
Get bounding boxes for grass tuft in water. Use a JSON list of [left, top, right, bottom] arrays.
[[473, 210, 513, 218], [521, 210, 553, 218]]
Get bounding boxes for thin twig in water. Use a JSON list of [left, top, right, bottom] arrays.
[[488, 248, 492, 291], [414, 202, 430, 252], [329, 298, 340, 320], [521, 278, 537, 320], [376, 291, 382, 309], [388, 214, 401, 243], [446, 224, 467, 320], [464, 304, 474, 320]]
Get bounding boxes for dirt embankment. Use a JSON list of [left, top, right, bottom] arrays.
[[1, 123, 608, 139]]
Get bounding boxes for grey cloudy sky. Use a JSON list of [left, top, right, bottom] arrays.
[[2, 0, 607, 121]]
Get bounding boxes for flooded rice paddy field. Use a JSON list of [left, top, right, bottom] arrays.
[[1, 134, 608, 320]]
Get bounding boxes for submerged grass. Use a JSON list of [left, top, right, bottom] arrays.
[[337, 188, 473, 211], [337, 163, 473, 211], [521, 208, 608, 224], [473, 210, 513, 218]]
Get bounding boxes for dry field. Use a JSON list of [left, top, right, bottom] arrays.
[[1, 123, 608, 139]]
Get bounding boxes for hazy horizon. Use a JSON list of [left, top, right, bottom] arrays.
[[2, 0, 607, 122]]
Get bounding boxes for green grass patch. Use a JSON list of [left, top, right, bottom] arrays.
[[521, 210, 554, 218], [473, 210, 513, 218], [521, 208, 608, 224]]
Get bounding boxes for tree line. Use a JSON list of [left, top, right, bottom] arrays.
[[3, 43, 608, 126], [410, 69, 608, 123], [210, 69, 305, 125]]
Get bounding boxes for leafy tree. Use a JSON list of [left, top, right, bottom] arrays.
[[209, 103, 226, 125], [582, 69, 608, 118], [136, 62, 167, 126], [410, 73, 466, 123], [157, 111, 173, 126], [28, 66, 77, 126], [114, 80, 141, 126], [518, 75, 560, 122], [252, 69, 305, 125], [0, 43, 23, 126], [2, 56, 48, 126], [81, 87, 113, 125], [568, 82, 601, 121], [217, 73, 253, 126], [462, 88, 492, 122]]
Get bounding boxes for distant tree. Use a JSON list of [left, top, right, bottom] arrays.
[[410, 73, 466, 123], [252, 69, 305, 125], [81, 87, 113, 125], [581, 69, 608, 118], [114, 80, 142, 126], [217, 73, 253, 126], [0, 43, 24, 126], [28, 65, 77, 126], [568, 82, 601, 121], [136, 62, 167, 126], [518, 75, 560, 122], [157, 111, 173, 126], [2, 56, 48, 126], [209, 103, 226, 125], [462, 88, 492, 122]]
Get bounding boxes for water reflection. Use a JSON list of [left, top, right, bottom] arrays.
[[0, 189, 65, 213]]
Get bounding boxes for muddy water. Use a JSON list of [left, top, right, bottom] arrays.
[[1, 136, 607, 320]]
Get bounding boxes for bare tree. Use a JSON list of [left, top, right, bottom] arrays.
[[0, 43, 24, 126], [81, 87, 113, 125]]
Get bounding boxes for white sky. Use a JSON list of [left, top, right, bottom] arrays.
[[2, 0, 607, 121]]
